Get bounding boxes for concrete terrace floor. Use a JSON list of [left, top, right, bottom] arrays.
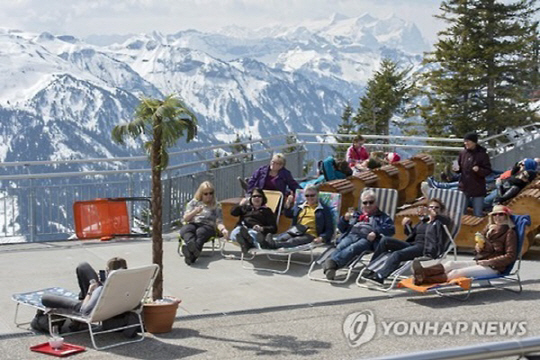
[[1, 233, 540, 360]]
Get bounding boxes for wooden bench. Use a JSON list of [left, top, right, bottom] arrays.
[[410, 154, 435, 198], [392, 159, 416, 205], [371, 165, 400, 189]]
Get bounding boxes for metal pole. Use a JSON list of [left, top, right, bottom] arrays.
[[372, 336, 540, 360]]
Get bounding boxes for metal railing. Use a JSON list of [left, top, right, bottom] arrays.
[[0, 125, 537, 243]]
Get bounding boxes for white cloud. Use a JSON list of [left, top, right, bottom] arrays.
[[0, 0, 446, 42]]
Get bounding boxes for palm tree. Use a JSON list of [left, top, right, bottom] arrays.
[[112, 95, 197, 300]]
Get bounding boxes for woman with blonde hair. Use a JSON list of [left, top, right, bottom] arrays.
[[244, 153, 301, 197], [412, 205, 517, 285], [180, 181, 228, 265]]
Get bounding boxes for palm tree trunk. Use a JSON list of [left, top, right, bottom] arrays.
[[151, 118, 164, 301]]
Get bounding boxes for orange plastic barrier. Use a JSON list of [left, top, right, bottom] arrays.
[[73, 198, 131, 240]]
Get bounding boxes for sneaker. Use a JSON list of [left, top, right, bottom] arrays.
[[363, 272, 384, 286], [362, 269, 374, 278]]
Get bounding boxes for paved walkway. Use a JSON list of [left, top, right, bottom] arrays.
[[1, 235, 539, 359]]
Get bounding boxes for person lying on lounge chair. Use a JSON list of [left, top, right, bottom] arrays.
[[323, 189, 395, 280], [257, 184, 334, 250], [361, 198, 451, 286], [412, 205, 516, 285], [41, 257, 128, 315]]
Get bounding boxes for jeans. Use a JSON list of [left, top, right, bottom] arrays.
[[468, 197, 485, 217], [483, 189, 498, 210], [331, 233, 378, 268], [442, 260, 498, 280], [370, 237, 424, 279], [41, 262, 99, 313], [230, 226, 262, 248]]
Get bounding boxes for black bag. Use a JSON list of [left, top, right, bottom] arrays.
[[30, 310, 66, 334], [286, 224, 308, 237]]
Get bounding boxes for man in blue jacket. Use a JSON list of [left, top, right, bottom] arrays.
[[324, 189, 395, 280]]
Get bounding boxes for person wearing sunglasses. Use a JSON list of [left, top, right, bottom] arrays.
[[412, 205, 516, 285], [230, 188, 277, 254], [361, 198, 451, 286], [259, 184, 333, 250], [243, 153, 301, 198], [324, 189, 395, 280], [180, 181, 228, 265]]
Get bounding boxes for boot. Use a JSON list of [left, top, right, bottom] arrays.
[[412, 260, 445, 285], [324, 259, 338, 280], [422, 273, 448, 284], [260, 233, 277, 249]]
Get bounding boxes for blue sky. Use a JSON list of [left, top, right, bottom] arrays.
[[1, 0, 445, 42]]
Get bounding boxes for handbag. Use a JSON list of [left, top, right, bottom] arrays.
[[286, 224, 308, 237]]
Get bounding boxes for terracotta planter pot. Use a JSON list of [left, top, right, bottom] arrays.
[[143, 297, 180, 334]]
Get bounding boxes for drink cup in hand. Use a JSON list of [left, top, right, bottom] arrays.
[[475, 232, 485, 249]]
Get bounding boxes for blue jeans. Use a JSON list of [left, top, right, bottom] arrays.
[[370, 237, 424, 279], [230, 226, 261, 248], [468, 197, 485, 217], [331, 233, 379, 268], [483, 189, 498, 209]]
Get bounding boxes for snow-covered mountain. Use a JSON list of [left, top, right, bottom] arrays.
[[0, 13, 428, 164]]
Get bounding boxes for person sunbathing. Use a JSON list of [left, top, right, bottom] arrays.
[[258, 184, 333, 250], [323, 189, 395, 280], [361, 198, 451, 286], [412, 205, 516, 285]]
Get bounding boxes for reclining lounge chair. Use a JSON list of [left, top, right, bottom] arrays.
[[12, 264, 159, 350]]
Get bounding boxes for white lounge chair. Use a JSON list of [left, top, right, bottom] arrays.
[[240, 190, 341, 274], [308, 187, 398, 283], [12, 264, 159, 350]]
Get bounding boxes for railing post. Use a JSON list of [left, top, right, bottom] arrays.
[[28, 177, 36, 242]]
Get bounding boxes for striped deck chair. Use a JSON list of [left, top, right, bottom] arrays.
[[398, 214, 530, 300], [219, 190, 283, 259], [240, 190, 341, 274], [12, 265, 159, 350], [308, 188, 398, 283], [356, 188, 467, 291]]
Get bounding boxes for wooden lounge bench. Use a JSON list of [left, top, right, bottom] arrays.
[[392, 159, 417, 205], [319, 179, 355, 215], [371, 165, 400, 189]]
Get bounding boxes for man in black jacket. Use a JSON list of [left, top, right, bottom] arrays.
[[362, 198, 451, 286]]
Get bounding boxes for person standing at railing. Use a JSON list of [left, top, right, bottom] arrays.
[[180, 181, 228, 265], [455, 132, 492, 217], [241, 153, 301, 198]]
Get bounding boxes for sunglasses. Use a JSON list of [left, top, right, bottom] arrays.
[[251, 195, 263, 198], [305, 194, 317, 198], [362, 200, 375, 205], [203, 192, 214, 196], [428, 206, 440, 209], [493, 213, 506, 217]]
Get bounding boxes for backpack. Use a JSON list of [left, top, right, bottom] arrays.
[[30, 310, 66, 334]]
